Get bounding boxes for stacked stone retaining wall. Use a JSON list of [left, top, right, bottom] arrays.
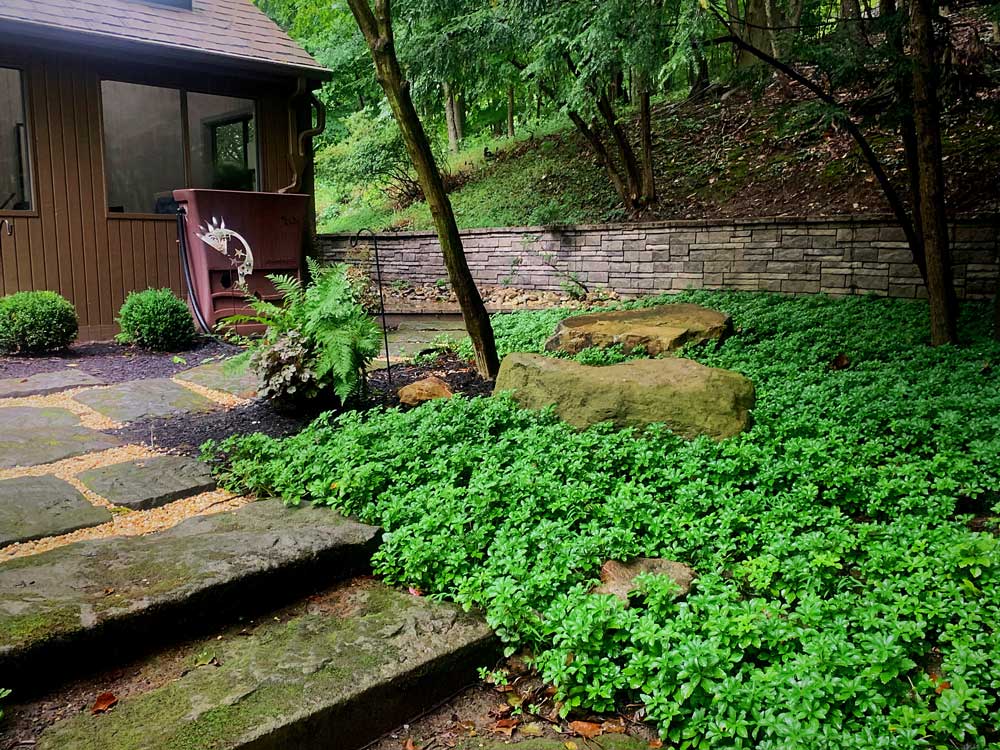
[[318, 216, 999, 299]]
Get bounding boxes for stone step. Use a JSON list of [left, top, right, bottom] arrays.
[[454, 740, 648, 750], [0, 500, 380, 695], [35, 578, 496, 750]]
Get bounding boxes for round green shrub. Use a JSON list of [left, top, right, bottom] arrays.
[[116, 288, 196, 351], [0, 290, 78, 354]]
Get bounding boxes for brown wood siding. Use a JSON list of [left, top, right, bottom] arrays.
[[0, 45, 297, 341]]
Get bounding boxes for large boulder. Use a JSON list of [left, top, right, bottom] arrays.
[[495, 353, 753, 439], [545, 303, 732, 356]]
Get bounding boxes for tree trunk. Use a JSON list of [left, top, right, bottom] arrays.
[[507, 87, 515, 138], [443, 82, 459, 153], [690, 41, 711, 97], [639, 89, 656, 206], [453, 92, 465, 143], [992, 20, 999, 43], [595, 93, 644, 210], [348, 0, 499, 376], [909, 0, 958, 344]]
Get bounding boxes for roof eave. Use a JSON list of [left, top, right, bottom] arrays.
[[1, 17, 333, 81]]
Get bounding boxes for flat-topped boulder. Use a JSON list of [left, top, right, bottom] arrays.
[[495, 353, 753, 439], [545, 303, 732, 356]]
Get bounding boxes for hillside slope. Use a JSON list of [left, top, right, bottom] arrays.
[[318, 86, 1000, 234]]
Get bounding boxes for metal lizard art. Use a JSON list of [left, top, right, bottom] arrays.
[[196, 217, 255, 288]]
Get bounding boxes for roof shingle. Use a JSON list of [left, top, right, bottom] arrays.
[[0, 0, 327, 77]]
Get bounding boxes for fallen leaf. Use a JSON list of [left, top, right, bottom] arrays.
[[407, 587, 423, 597], [648, 741, 664, 749], [602, 717, 627, 734], [568, 720, 603, 739], [91, 692, 118, 714], [521, 722, 545, 737], [403, 738, 416, 750], [193, 650, 219, 667], [935, 680, 952, 694], [494, 718, 520, 736], [564, 743, 579, 750]]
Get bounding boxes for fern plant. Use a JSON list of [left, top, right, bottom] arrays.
[[228, 261, 381, 407]]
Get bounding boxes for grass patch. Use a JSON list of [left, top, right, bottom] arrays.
[[208, 292, 1000, 747]]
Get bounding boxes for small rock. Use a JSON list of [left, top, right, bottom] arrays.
[[397, 376, 453, 406], [592, 558, 696, 604]]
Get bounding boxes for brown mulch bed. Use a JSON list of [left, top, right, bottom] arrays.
[[0, 338, 241, 384], [104, 353, 493, 456]]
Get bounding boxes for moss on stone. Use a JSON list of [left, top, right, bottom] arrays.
[[36, 584, 489, 750]]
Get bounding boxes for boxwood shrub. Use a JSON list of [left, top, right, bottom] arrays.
[[0, 290, 78, 354], [116, 288, 196, 351]]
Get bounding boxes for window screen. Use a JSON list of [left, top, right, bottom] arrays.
[[0, 67, 32, 212], [187, 92, 257, 191], [101, 80, 186, 214]]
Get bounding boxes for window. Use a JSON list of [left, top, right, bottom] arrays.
[[0, 67, 32, 212], [187, 93, 257, 192], [101, 81, 258, 215]]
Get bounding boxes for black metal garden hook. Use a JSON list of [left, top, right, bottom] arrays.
[[350, 228, 392, 385]]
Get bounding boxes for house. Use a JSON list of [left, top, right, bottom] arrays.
[[0, 0, 329, 340]]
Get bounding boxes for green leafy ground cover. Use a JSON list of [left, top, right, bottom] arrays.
[[209, 293, 1000, 749]]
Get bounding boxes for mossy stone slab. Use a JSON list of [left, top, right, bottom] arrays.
[[0, 501, 381, 694], [174, 359, 259, 398], [0, 475, 113, 548], [0, 407, 121, 469], [73, 378, 217, 422], [0, 369, 105, 398], [37, 580, 494, 750], [76, 455, 216, 510]]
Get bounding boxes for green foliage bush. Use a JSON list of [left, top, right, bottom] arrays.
[[116, 288, 195, 351], [208, 292, 1000, 748], [233, 261, 381, 408], [0, 291, 78, 354], [0, 687, 9, 722]]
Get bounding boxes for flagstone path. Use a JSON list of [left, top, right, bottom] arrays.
[[0, 358, 257, 558]]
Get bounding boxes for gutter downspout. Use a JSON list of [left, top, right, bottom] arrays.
[[279, 77, 327, 195]]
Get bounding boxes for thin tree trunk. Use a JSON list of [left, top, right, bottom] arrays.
[[507, 87, 515, 138], [348, 0, 499, 376], [596, 92, 644, 209], [993, 20, 999, 43], [763, 0, 781, 57], [454, 92, 465, 143], [639, 89, 656, 206], [690, 40, 711, 96], [443, 82, 459, 153], [909, 0, 958, 344], [706, 26, 925, 280]]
